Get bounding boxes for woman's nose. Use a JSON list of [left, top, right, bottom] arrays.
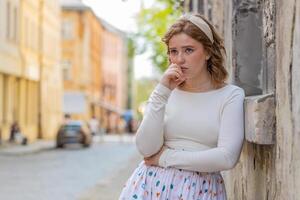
[[175, 52, 185, 64]]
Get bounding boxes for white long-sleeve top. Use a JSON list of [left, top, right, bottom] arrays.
[[135, 83, 245, 173]]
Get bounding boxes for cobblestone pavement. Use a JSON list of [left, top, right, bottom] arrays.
[[78, 152, 142, 200], [0, 138, 140, 200]]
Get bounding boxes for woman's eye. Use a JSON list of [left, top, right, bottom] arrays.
[[170, 50, 177, 55], [169, 50, 178, 55], [185, 48, 194, 54]]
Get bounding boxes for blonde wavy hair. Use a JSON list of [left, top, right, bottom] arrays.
[[162, 14, 228, 88]]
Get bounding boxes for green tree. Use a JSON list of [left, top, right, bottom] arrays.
[[126, 34, 136, 110], [136, 0, 183, 72], [134, 78, 159, 120]]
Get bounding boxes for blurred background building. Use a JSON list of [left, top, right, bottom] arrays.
[[60, 0, 129, 134], [99, 20, 128, 133], [61, 0, 103, 124], [0, 0, 131, 142], [0, 0, 62, 141]]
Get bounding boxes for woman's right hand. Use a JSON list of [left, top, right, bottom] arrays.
[[160, 63, 186, 90]]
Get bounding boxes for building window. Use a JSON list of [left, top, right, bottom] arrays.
[[62, 20, 73, 40], [233, 3, 265, 95], [12, 78, 20, 122], [6, 3, 18, 43], [62, 60, 72, 80], [2, 75, 8, 124], [33, 21, 37, 50], [198, 0, 204, 14], [13, 6, 18, 42], [31, 82, 38, 125], [186, 0, 204, 15], [188, 0, 193, 12], [24, 80, 29, 125], [24, 17, 31, 48], [208, 4, 212, 21], [6, 2, 10, 39], [24, 17, 28, 47], [26, 81, 30, 125], [0, 75, 3, 124], [30, 21, 34, 49]]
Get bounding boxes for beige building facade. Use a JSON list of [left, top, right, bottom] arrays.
[[185, 0, 300, 199], [0, 0, 23, 140], [61, 0, 104, 123], [0, 0, 62, 142], [38, 0, 63, 139], [61, 0, 128, 133], [100, 21, 128, 133]]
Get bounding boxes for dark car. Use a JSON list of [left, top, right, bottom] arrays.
[[56, 120, 92, 148]]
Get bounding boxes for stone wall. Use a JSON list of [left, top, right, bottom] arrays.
[[274, 0, 300, 199], [222, 0, 300, 199], [185, 0, 300, 199]]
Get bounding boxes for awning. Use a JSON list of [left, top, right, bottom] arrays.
[[63, 92, 87, 114]]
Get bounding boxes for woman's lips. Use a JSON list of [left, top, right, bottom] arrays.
[[180, 67, 188, 71]]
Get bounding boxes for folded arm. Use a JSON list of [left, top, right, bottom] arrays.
[[135, 84, 171, 158], [158, 88, 245, 172]]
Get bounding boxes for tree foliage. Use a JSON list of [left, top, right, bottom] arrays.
[[136, 0, 183, 72], [134, 78, 159, 120]]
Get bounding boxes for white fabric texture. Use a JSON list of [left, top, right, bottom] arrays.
[[135, 83, 245, 173]]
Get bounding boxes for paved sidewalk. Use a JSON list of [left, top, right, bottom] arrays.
[[0, 140, 55, 156], [78, 152, 142, 200], [0, 134, 136, 156]]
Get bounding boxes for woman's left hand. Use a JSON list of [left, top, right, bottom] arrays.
[[144, 146, 167, 166]]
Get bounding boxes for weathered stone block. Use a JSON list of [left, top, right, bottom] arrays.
[[244, 93, 275, 144]]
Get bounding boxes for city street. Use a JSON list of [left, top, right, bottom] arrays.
[[0, 138, 141, 200]]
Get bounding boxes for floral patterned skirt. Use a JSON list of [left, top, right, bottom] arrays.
[[119, 161, 227, 200]]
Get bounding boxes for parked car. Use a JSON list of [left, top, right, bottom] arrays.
[[56, 120, 92, 148]]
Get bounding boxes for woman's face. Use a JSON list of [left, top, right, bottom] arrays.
[[168, 33, 209, 80]]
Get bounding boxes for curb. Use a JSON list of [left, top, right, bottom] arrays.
[[0, 134, 135, 156], [0, 141, 55, 156]]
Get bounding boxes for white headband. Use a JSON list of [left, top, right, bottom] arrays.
[[180, 13, 214, 44]]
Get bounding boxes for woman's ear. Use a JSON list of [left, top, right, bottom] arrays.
[[204, 50, 211, 60], [205, 53, 211, 60]]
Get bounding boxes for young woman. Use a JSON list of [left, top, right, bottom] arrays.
[[119, 13, 245, 200]]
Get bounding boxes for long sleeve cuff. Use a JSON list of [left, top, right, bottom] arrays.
[[153, 83, 172, 100], [158, 148, 171, 168], [135, 83, 172, 157]]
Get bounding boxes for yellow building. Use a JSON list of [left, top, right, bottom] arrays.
[[100, 21, 128, 133], [61, 0, 103, 122], [61, 0, 129, 133], [0, 0, 23, 140], [0, 0, 62, 142], [38, 0, 63, 139], [19, 0, 41, 141]]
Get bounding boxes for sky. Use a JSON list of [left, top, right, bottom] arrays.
[[82, 0, 141, 33], [82, 0, 158, 79]]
